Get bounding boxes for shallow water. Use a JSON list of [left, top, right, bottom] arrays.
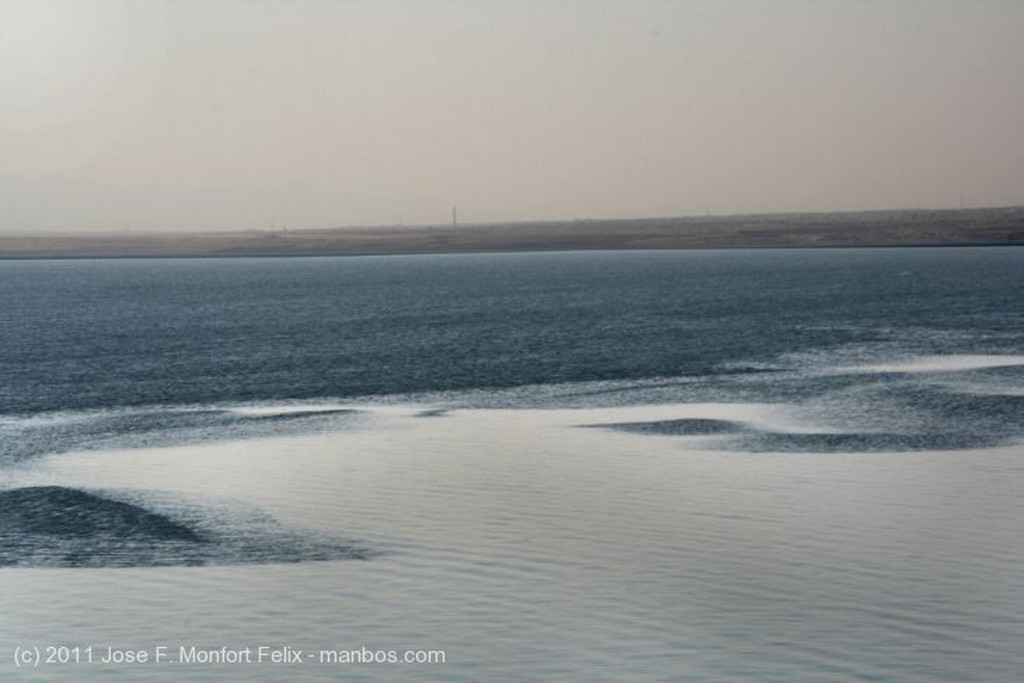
[[2, 406, 1023, 681]]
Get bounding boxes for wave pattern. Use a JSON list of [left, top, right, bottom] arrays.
[[0, 403, 364, 466], [0, 486, 374, 568], [1, 352, 1021, 466]]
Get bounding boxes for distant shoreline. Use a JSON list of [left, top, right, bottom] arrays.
[[2, 206, 1022, 259]]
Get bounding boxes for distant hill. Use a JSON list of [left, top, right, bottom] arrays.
[[2, 206, 1022, 259]]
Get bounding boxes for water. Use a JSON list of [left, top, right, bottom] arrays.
[[1, 248, 1022, 681]]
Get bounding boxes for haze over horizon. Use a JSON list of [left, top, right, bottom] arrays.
[[2, 0, 1022, 234]]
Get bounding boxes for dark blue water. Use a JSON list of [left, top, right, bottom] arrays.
[[1, 248, 1022, 464]]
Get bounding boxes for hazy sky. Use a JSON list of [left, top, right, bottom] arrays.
[[1, 0, 1022, 233]]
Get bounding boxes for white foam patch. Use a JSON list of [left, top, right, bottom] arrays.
[[833, 355, 1024, 375], [223, 403, 354, 417]]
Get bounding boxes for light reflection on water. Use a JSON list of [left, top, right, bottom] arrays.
[[2, 406, 1022, 682]]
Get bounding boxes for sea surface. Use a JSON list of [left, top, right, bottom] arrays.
[[1, 248, 1022, 681]]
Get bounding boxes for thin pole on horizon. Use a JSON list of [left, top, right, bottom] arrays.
[[452, 206, 458, 228]]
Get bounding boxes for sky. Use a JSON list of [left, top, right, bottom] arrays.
[[1, 0, 1022, 233]]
